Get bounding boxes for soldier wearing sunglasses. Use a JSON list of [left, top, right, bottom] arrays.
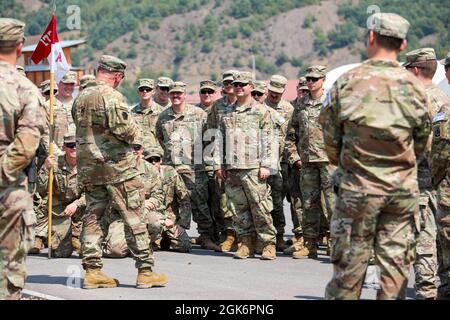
[[154, 77, 174, 109]]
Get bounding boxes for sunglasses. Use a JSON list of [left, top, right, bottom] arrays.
[[64, 143, 76, 149], [223, 81, 233, 86], [139, 87, 152, 92], [147, 157, 161, 163], [44, 90, 58, 96], [233, 82, 248, 88], [200, 89, 215, 95], [158, 86, 170, 92], [306, 77, 322, 83], [251, 92, 264, 97], [132, 145, 142, 151], [298, 89, 309, 94]]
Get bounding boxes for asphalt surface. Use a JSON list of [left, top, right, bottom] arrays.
[[24, 201, 417, 300]]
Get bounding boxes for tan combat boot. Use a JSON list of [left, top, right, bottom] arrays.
[[83, 267, 119, 289], [276, 234, 288, 252], [28, 237, 45, 254], [233, 235, 255, 259], [71, 237, 81, 254], [283, 236, 304, 255], [293, 238, 318, 259], [200, 234, 221, 251], [261, 244, 276, 260], [136, 268, 168, 289], [216, 230, 237, 252]]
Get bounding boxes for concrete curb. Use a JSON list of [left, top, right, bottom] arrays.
[[22, 289, 65, 300]]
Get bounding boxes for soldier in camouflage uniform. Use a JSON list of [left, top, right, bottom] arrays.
[[404, 48, 449, 299], [284, 77, 309, 254], [286, 65, 336, 259], [251, 81, 267, 104], [0, 18, 46, 299], [320, 13, 432, 299], [34, 134, 85, 258], [196, 80, 222, 243], [430, 54, 450, 300], [264, 75, 294, 252], [130, 78, 165, 156], [72, 55, 168, 289], [206, 70, 239, 252], [214, 71, 278, 260], [56, 71, 77, 133], [154, 77, 173, 109], [102, 142, 165, 259], [444, 52, 450, 84], [156, 81, 219, 251], [147, 151, 192, 253], [79, 75, 96, 92]]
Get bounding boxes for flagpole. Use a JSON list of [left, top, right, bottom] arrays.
[[47, 2, 56, 259]]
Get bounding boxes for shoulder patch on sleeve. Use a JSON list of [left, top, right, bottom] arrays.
[[433, 112, 446, 122], [323, 90, 332, 109]]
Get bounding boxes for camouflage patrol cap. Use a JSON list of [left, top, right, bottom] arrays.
[[0, 18, 26, 43], [232, 71, 253, 84], [252, 81, 267, 94], [137, 78, 155, 89], [441, 51, 450, 67], [99, 55, 127, 73], [297, 77, 308, 90], [404, 48, 436, 67], [200, 80, 217, 91], [222, 69, 239, 82], [144, 150, 163, 160], [305, 65, 327, 78], [16, 65, 25, 76], [169, 81, 187, 93], [157, 77, 174, 88], [63, 134, 76, 144], [367, 12, 410, 40], [268, 75, 288, 94], [39, 80, 58, 95], [60, 71, 77, 84], [80, 74, 96, 88]]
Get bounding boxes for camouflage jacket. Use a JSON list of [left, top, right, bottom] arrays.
[[154, 97, 171, 109], [264, 99, 294, 164], [319, 59, 432, 196], [155, 104, 207, 173], [137, 159, 164, 211], [36, 155, 85, 216], [417, 84, 450, 197], [0, 61, 46, 189], [431, 103, 450, 208], [286, 92, 329, 165], [205, 95, 235, 171], [159, 164, 191, 229], [72, 81, 140, 186], [131, 102, 165, 155], [214, 99, 275, 171]]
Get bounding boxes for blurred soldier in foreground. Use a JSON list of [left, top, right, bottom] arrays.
[[156, 82, 219, 251], [320, 13, 431, 299], [404, 47, 450, 299], [154, 77, 173, 109], [0, 18, 46, 299], [286, 65, 335, 259], [214, 71, 277, 260], [206, 70, 238, 251], [34, 134, 85, 257], [264, 75, 294, 252], [72, 55, 168, 289], [131, 78, 164, 156], [430, 86, 450, 300]]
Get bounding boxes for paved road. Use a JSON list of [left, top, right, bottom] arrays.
[[24, 201, 417, 300]]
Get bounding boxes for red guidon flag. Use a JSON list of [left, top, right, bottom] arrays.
[[31, 15, 70, 83]]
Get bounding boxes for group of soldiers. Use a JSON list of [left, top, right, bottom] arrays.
[[1, 11, 450, 300]]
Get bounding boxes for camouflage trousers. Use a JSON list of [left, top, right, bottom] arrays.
[[206, 170, 232, 240], [413, 195, 438, 300], [179, 170, 214, 237], [325, 189, 417, 300], [81, 176, 153, 270], [0, 186, 35, 300], [436, 203, 450, 299], [268, 170, 286, 235], [286, 164, 303, 236], [299, 162, 335, 239], [225, 169, 277, 245]]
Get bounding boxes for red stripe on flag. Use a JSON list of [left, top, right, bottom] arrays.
[[31, 15, 59, 64]]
